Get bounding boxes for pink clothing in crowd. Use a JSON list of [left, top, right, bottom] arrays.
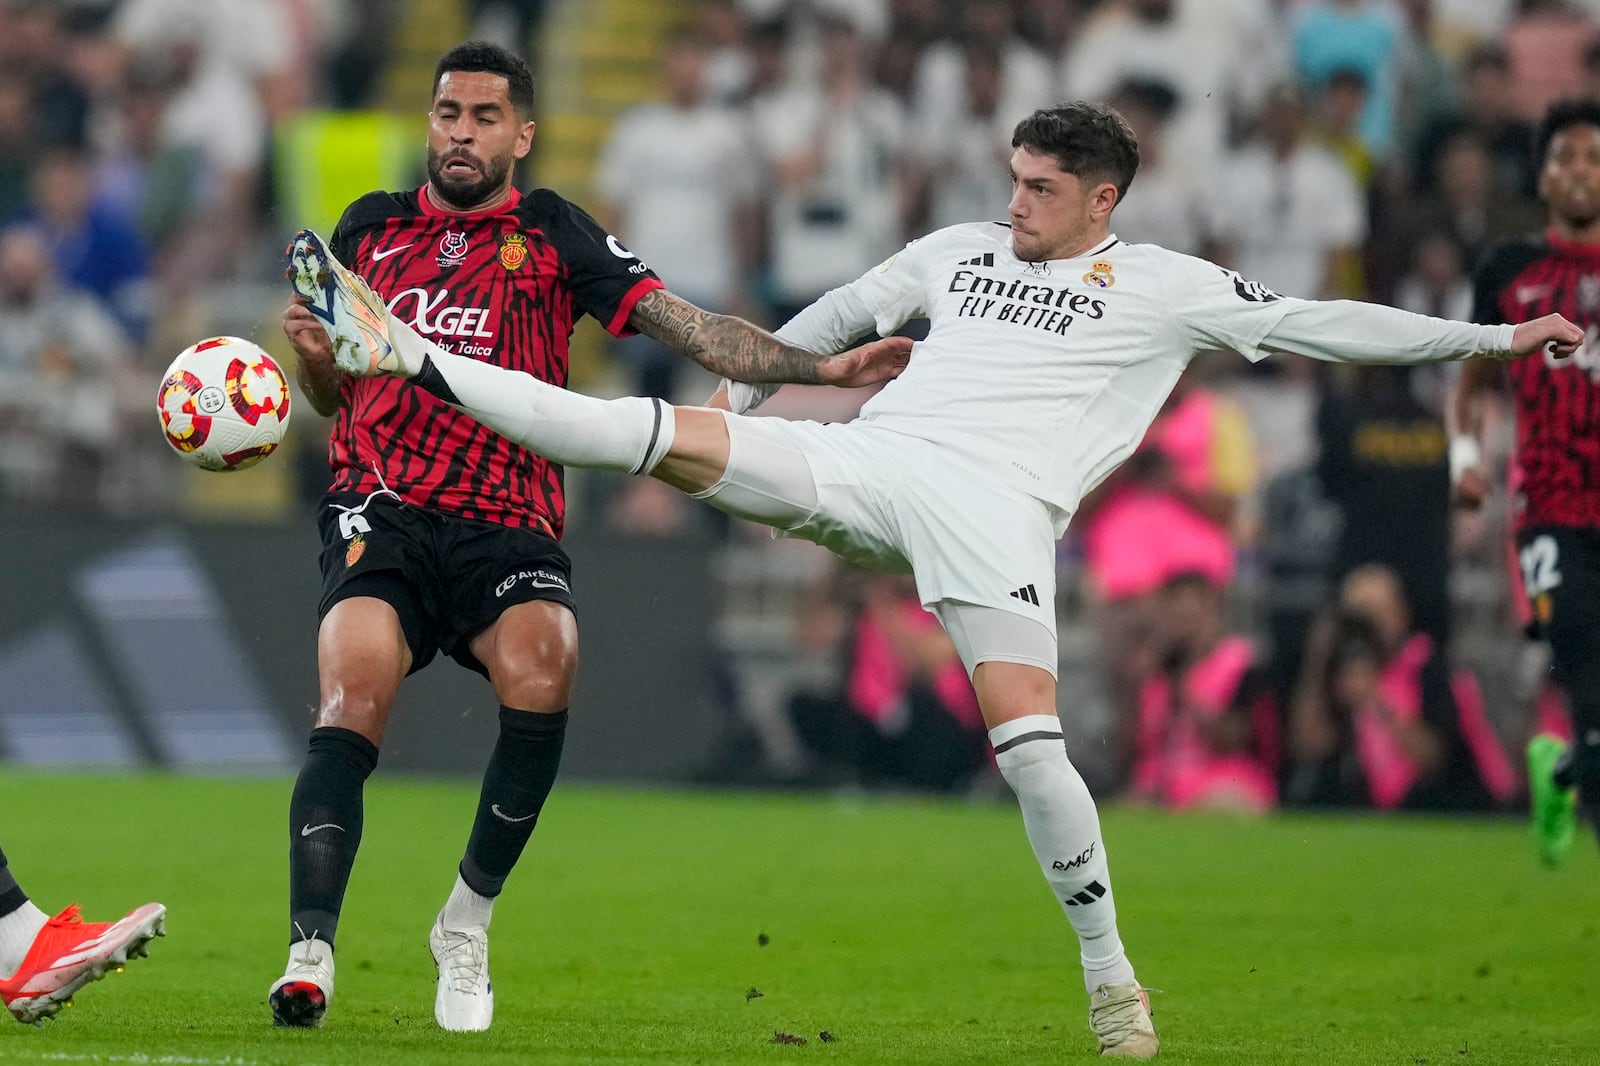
[[1133, 635, 1278, 811], [1352, 633, 1434, 809], [848, 600, 982, 731], [1083, 389, 1238, 600]]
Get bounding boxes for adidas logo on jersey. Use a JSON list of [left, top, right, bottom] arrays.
[[959, 253, 996, 267], [1008, 584, 1041, 606]]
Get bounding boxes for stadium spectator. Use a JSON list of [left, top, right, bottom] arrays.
[[1105, 77, 1212, 256], [1129, 572, 1278, 812], [0, 76, 28, 224], [15, 145, 148, 342], [1501, 0, 1595, 123], [1393, 230, 1473, 322], [788, 572, 988, 793], [0, 1, 91, 151], [1314, 67, 1378, 191], [0, 225, 137, 510], [1079, 367, 1258, 744], [0, 841, 164, 1024], [1390, 0, 1462, 166], [909, 0, 1053, 144], [1062, 0, 1252, 183], [1287, 565, 1498, 810], [698, 0, 754, 105], [1291, 0, 1403, 158], [595, 28, 760, 402], [1211, 84, 1366, 300], [1316, 364, 1453, 648], [1413, 44, 1537, 200], [746, 15, 907, 322], [909, 42, 1016, 232]]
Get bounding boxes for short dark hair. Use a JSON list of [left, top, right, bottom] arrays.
[[1536, 97, 1600, 167], [1011, 101, 1140, 200], [434, 41, 535, 116]]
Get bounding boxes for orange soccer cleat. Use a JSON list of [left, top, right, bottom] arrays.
[[1, 903, 166, 1024]]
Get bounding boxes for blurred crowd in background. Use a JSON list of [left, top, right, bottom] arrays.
[[2, 0, 1597, 809]]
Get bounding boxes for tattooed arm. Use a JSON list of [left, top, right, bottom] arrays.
[[627, 289, 910, 388], [628, 289, 829, 383]]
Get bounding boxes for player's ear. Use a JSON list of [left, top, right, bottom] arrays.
[[514, 119, 536, 160], [1089, 180, 1119, 220]]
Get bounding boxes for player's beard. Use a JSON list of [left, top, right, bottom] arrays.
[[426, 146, 515, 210]]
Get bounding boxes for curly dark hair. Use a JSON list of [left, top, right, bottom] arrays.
[[434, 41, 535, 117], [1536, 97, 1600, 168], [1011, 101, 1140, 201]]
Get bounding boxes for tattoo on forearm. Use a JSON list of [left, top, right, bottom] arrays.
[[630, 290, 826, 384]]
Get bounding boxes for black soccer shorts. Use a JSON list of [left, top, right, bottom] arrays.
[[1516, 525, 1600, 782], [316, 491, 576, 677]]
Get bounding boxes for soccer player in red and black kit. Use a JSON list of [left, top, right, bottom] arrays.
[[274, 42, 905, 1031], [1453, 98, 1600, 864]]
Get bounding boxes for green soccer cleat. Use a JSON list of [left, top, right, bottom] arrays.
[[1527, 733, 1577, 866]]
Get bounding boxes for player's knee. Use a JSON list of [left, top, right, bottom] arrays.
[[494, 668, 574, 713], [313, 692, 392, 744]]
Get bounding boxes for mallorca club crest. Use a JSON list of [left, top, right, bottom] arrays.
[[345, 533, 366, 568], [1081, 259, 1115, 288], [499, 232, 528, 271], [437, 230, 469, 268]]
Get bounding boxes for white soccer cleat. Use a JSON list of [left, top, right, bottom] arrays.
[[1089, 982, 1159, 1058], [268, 937, 335, 1029], [285, 228, 398, 377], [1, 902, 166, 1024], [429, 913, 493, 1032]]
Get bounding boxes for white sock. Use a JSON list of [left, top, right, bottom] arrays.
[[990, 714, 1137, 993], [0, 901, 49, 976], [388, 311, 676, 475], [439, 873, 494, 931]]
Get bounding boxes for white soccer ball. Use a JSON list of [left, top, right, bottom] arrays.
[[157, 336, 292, 472]]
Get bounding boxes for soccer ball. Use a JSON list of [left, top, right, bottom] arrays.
[[157, 336, 292, 472]]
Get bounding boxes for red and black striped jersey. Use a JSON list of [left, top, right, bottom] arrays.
[[325, 184, 664, 534], [1472, 229, 1600, 532]]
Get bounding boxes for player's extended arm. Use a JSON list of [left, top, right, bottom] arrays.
[[1447, 357, 1500, 509], [1258, 303, 1583, 364], [627, 289, 908, 388]]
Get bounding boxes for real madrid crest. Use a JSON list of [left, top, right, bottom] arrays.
[[500, 232, 529, 271], [1082, 259, 1115, 288]]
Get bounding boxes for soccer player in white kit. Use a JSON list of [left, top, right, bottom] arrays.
[[290, 101, 1582, 1059]]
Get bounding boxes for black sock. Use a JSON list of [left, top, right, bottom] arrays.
[[460, 706, 568, 897], [0, 844, 25, 919], [288, 726, 379, 948]]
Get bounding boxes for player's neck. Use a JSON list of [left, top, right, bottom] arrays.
[[424, 182, 518, 215], [1045, 227, 1114, 262], [1549, 217, 1600, 249]]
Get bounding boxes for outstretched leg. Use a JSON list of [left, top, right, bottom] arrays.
[[935, 603, 1157, 1060]]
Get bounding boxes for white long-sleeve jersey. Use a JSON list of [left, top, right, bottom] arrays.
[[726, 223, 1515, 515]]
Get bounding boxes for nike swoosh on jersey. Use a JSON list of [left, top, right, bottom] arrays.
[[371, 243, 413, 262], [300, 822, 345, 837], [1515, 284, 1554, 304], [491, 804, 537, 823]]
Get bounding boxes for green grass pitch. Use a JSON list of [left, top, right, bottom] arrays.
[[0, 773, 1594, 1065]]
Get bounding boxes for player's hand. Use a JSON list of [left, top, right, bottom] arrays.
[[282, 298, 336, 369], [817, 336, 914, 388], [1452, 464, 1489, 510], [1508, 313, 1584, 360]]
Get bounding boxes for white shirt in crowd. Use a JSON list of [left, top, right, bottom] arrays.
[[748, 83, 906, 306], [1211, 141, 1365, 299], [594, 102, 756, 306]]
